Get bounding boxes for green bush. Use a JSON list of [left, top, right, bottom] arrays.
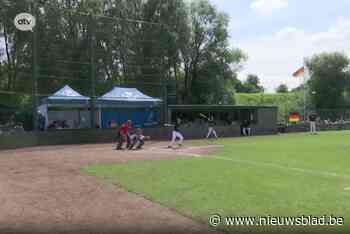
[[235, 92, 304, 122]]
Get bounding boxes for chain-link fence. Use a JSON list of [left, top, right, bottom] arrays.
[[1, 3, 176, 133], [316, 109, 350, 123]]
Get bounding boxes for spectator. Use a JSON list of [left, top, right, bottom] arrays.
[[62, 120, 69, 129], [38, 113, 46, 131]]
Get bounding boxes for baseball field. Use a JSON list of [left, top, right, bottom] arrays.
[[84, 131, 350, 234], [1, 131, 350, 234]]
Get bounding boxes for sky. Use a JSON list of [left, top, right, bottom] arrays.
[[209, 0, 350, 92]]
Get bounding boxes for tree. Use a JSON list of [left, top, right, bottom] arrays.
[[306, 52, 350, 109], [180, 0, 246, 104], [239, 74, 264, 93], [291, 84, 304, 92], [0, 0, 246, 107], [276, 84, 289, 93], [0, 0, 32, 92]]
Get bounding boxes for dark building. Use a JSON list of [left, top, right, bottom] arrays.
[[167, 105, 278, 138]]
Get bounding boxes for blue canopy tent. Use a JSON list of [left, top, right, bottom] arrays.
[[96, 87, 162, 128], [39, 85, 91, 129], [41, 85, 90, 107]]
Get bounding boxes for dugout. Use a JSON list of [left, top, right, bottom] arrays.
[[167, 105, 278, 138], [96, 87, 162, 128]]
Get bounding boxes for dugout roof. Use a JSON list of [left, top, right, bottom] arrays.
[[167, 105, 277, 111]]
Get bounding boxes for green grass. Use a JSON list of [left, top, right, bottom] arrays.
[[83, 131, 350, 234]]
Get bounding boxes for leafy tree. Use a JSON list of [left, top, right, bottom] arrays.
[[0, 0, 246, 108], [0, 0, 32, 92], [239, 74, 264, 93], [180, 0, 246, 104], [291, 84, 305, 92], [306, 52, 350, 109], [235, 92, 304, 122], [276, 84, 289, 93]]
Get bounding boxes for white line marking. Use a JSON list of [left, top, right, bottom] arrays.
[[132, 148, 202, 157], [210, 156, 350, 180]]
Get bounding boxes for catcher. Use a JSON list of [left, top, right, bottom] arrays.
[[128, 128, 150, 150]]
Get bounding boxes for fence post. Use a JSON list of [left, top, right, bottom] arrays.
[[162, 71, 168, 124], [160, 24, 168, 124], [31, 1, 39, 131], [89, 14, 96, 128]]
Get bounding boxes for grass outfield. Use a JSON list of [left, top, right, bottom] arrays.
[[83, 131, 350, 234]]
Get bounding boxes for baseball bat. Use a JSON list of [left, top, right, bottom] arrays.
[[199, 113, 209, 120]]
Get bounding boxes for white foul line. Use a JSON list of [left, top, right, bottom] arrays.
[[209, 156, 350, 180]]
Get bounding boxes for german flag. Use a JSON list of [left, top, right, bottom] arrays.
[[288, 113, 301, 122], [293, 67, 304, 77]]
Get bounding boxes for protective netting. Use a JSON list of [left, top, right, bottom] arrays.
[[1, 3, 175, 132]]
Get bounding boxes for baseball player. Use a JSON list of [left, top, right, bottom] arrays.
[[116, 120, 132, 150], [308, 112, 318, 135], [128, 128, 149, 150], [168, 118, 184, 149], [206, 115, 218, 139]]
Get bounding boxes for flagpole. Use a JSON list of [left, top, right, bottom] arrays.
[[303, 72, 306, 121], [303, 58, 308, 121]]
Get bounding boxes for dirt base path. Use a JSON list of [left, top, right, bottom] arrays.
[[0, 142, 222, 234]]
